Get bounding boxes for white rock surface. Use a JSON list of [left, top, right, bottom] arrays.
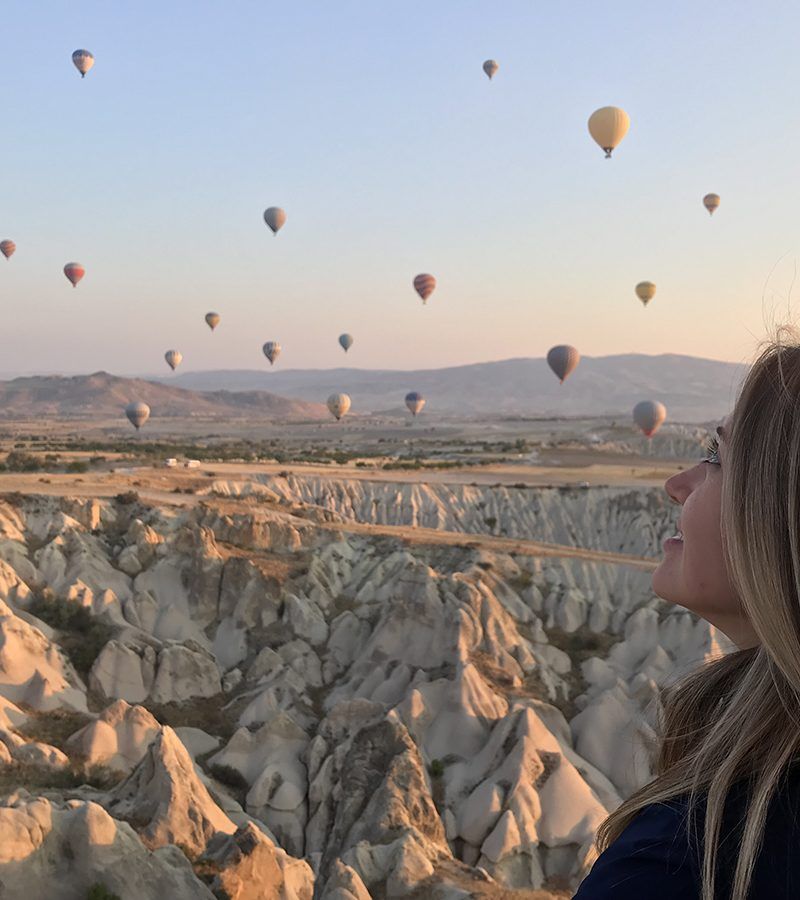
[[0, 484, 718, 896], [106, 726, 237, 857], [0, 598, 87, 711]]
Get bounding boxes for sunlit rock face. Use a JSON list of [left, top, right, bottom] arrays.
[[0, 488, 724, 897], [0, 796, 214, 899]]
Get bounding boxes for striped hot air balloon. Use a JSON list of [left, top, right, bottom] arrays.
[[633, 401, 667, 438], [327, 393, 351, 421], [164, 350, 182, 371], [263, 207, 287, 235], [63, 262, 85, 288], [546, 345, 580, 383], [205, 312, 220, 331], [125, 401, 150, 430], [72, 49, 95, 78], [0, 241, 16, 260], [413, 273, 436, 304], [263, 341, 281, 365], [405, 392, 426, 416]]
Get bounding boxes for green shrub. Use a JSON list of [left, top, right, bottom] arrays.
[[428, 758, 445, 778], [66, 460, 89, 473], [483, 516, 497, 529], [87, 884, 121, 900], [4, 451, 42, 472], [510, 570, 533, 591], [114, 491, 139, 505], [29, 594, 114, 677]]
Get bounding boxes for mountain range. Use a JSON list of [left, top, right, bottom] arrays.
[[156, 353, 747, 421], [0, 372, 327, 420], [0, 354, 747, 422]]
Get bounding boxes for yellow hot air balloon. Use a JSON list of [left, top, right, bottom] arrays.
[[635, 281, 656, 307], [703, 193, 721, 216], [588, 107, 630, 158]]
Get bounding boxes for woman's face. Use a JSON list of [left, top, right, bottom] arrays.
[[652, 422, 759, 649]]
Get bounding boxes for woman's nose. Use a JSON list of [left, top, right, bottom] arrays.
[[665, 467, 696, 505]]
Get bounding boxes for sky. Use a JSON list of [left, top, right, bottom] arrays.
[[3, 0, 800, 375]]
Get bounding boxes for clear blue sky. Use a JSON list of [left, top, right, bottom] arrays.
[[2, 0, 800, 375]]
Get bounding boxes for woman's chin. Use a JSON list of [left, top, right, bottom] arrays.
[[651, 556, 678, 602]]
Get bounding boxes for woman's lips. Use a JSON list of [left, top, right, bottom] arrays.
[[663, 529, 683, 551]]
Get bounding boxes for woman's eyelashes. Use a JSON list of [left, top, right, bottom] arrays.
[[703, 434, 721, 465]]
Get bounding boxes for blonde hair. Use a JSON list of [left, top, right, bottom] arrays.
[[595, 334, 800, 900]]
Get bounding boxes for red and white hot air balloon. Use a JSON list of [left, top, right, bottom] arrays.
[[413, 273, 436, 304], [633, 401, 667, 438], [63, 262, 85, 288], [0, 241, 16, 260]]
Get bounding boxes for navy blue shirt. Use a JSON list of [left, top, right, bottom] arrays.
[[573, 770, 800, 898]]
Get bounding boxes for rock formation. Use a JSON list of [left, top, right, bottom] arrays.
[[0, 487, 727, 897]]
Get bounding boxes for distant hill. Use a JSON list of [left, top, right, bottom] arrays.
[[161, 353, 747, 422], [0, 372, 328, 420]]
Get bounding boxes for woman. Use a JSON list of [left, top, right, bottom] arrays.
[[573, 338, 800, 900]]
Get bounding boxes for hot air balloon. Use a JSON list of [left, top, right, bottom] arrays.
[[125, 401, 150, 430], [483, 59, 499, 80], [588, 107, 630, 158], [327, 393, 351, 421], [413, 274, 436, 304], [633, 400, 666, 438], [72, 49, 95, 78], [635, 281, 656, 307], [546, 345, 580, 383], [405, 392, 426, 416], [0, 241, 16, 260], [205, 312, 220, 331], [164, 350, 182, 371], [263, 341, 281, 365], [63, 262, 85, 288], [263, 207, 287, 235], [703, 193, 721, 216], [339, 333, 353, 353]]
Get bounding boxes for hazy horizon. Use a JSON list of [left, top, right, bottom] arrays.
[[4, 2, 800, 375], [0, 348, 747, 380]]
